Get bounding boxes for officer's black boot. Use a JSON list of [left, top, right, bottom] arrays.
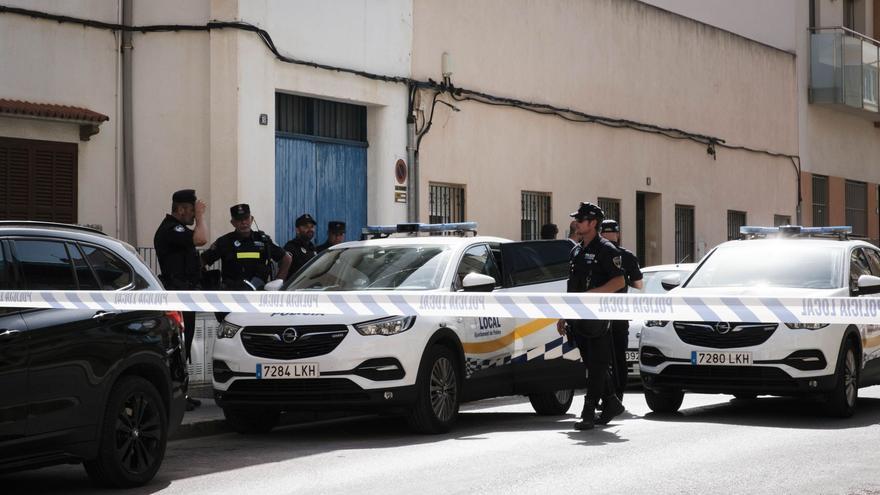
[[574, 401, 597, 430], [595, 393, 625, 425]]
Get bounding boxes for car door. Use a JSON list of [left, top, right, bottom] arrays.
[[498, 240, 584, 393], [452, 243, 514, 400], [0, 240, 28, 446], [10, 239, 123, 442], [858, 247, 880, 384]]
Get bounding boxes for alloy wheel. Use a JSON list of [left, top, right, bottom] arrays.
[[429, 357, 457, 422], [114, 392, 162, 474]]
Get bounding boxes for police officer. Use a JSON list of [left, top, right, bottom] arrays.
[[316, 220, 346, 253], [556, 202, 626, 430], [284, 213, 317, 277], [201, 203, 292, 291], [540, 223, 558, 240], [599, 219, 644, 401], [153, 189, 207, 410]]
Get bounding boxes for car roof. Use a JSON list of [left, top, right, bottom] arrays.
[[0, 220, 107, 236], [326, 235, 512, 249], [714, 237, 874, 250], [642, 263, 698, 273]]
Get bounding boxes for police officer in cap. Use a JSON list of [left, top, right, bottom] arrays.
[[599, 219, 644, 400], [317, 221, 346, 253], [557, 201, 626, 430], [153, 189, 207, 410], [284, 213, 317, 278], [201, 203, 292, 291]]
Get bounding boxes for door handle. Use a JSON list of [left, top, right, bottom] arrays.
[[0, 329, 22, 339], [92, 311, 119, 321]]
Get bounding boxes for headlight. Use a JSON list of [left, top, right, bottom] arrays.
[[354, 316, 416, 336], [785, 323, 829, 330], [217, 321, 242, 339], [645, 320, 669, 327]]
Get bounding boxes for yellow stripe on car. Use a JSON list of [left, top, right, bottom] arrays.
[[462, 318, 558, 354]]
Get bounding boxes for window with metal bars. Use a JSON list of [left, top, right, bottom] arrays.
[[845, 180, 868, 237], [275, 93, 367, 143], [675, 205, 695, 263], [521, 191, 552, 240], [727, 210, 747, 240], [598, 197, 620, 225], [812, 174, 828, 227], [428, 183, 465, 225]]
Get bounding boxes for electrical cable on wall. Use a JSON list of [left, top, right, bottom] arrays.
[[0, 4, 802, 185]]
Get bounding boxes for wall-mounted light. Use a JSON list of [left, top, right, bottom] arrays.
[[441, 52, 453, 85]]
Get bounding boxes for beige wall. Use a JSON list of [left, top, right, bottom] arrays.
[[412, 0, 798, 263], [0, 0, 119, 234]]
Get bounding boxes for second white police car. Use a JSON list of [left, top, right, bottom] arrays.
[[212, 223, 584, 434], [639, 226, 880, 417]]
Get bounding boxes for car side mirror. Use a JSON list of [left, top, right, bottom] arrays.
[[660, 273, 681, 291], [263, 279, 284, 292], [857, 274, 880, 295], [462, 272, 496, 292]]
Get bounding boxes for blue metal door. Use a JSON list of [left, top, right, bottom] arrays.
[[275, 136, 367, 247]]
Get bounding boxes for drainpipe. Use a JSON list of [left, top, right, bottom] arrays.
[[406, 83, 419, 222], [121, 0, 137, 243]]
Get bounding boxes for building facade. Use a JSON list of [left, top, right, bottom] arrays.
[[1, 0, 875, 267]]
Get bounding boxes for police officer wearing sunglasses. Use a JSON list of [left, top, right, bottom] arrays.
[[556, 202, 627, 430]]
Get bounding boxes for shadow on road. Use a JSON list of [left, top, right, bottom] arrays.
[[0, 396, 589, 494], [642, 395, 880, 429]]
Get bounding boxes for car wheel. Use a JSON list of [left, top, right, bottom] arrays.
[[644, 388, 684, 414], [406, 345, 459, 434], [223, 406, 281, 434], [825, 338, 859, 418], [529, 389, 574, 415], [84, 376, 168, 488]]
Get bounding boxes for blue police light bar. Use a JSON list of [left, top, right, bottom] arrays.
[[739, 225, 852, 236], [362, 222, 478, 236]]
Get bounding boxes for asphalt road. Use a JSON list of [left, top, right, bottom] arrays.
[[5, 386, 880, 495]]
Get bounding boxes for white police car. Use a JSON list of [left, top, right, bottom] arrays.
[[626, 263, 697, 380], [639, 226, 880, 417], [212, 223, 584, 434]]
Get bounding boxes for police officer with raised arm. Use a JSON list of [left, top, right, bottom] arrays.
[[201, 203, 292, 291], [556, 202, 626, 430], [153, 189, 207, 410], [599, 219, 644, 400]]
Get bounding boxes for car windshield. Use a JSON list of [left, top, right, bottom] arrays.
[[685, 242, 845, 289], [633, 269, 692, 294], [286, 244, 452, 291]]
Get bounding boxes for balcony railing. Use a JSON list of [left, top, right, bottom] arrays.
[[810, 27, 880, 117]]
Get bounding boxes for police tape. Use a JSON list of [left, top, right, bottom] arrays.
[[0, 289, 877, 325]]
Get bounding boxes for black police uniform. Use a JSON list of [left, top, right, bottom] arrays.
[[610, 243, 643, 397], [567, 233, 625, 409], [153, 190, 201, 363], [285, 236, 316, 273], [316, 221, 345, 253], [202, 230, 287, 290]]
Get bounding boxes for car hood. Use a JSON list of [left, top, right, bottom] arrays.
[[671, 286, 847, 298], [224, 311, 385, 327]]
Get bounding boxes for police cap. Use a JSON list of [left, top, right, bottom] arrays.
[[172, 189, 197, 204], [230, 203, 251, 220], [600, 219, 620, 233], [295, 213, 316, 228], [569, 202, 605, 221], [327, 221, 346, 234]]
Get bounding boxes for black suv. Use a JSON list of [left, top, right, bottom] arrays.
[[0, 221, 187, 487]]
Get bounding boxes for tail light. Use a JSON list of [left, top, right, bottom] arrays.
[[165, 311, 185, 339]]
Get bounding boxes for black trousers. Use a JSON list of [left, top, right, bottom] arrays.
[[571, 322, 615, 406], [183, 311, 196, 364], [611, 320, 629, 397]]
